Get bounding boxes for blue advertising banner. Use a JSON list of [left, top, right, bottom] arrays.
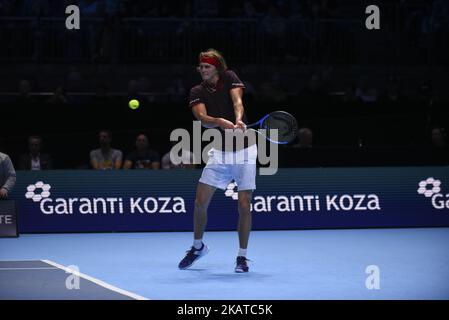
[[8, 167, 449, 233]]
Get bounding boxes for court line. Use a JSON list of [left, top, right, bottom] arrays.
[[41, 259, 149, 300], [0, 267, 58, 270]]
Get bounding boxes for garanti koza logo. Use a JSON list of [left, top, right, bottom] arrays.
[[224, 182, 381, 213], [24, 181, 186, 215], [417, 177, 448, 210]]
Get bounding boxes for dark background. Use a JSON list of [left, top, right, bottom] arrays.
[[0, 0, 448, 168]]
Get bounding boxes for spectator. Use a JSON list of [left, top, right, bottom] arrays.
[[161, 141, 197, 169], [90, 129, 123, 169], [46, 85, 69, 105], [0, 152, 16, 200], [18, 135, 53, 170], [17, 79, 35, 104], [123, 133, 160, 169], [291, 127, 314, 148], [431, 126, 447, 148]]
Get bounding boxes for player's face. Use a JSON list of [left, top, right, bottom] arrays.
[[198, 63, 218, 82]]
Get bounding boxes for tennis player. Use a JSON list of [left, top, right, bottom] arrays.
[[178, 49, 257, 273]]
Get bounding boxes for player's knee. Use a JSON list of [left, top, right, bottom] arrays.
[[194, 197, 209, 212], [238, 199, 251, 213]]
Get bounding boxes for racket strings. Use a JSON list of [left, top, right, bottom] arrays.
[[263, 114, 297, 141]]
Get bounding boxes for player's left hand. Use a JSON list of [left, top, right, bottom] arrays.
[[235, 120, 247, 131]]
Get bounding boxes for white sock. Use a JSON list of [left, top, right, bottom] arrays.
[[193, 239, 203, 249], [238, 248, 247, 257]]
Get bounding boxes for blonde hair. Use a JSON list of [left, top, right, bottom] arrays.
[[198, 48, 228, 74]]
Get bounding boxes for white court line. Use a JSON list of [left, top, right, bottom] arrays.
[[0, 267, 58, 270], [41, 259, 149, 300]]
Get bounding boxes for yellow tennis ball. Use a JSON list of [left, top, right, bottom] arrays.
[[129, 99, 139, 109]]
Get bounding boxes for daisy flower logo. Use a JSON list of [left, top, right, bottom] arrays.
[[25, 181, 51, 202], [417, 177, 441, 198]]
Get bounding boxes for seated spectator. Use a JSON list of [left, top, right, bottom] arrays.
[[123, 133, 160, 169], [431, 126, 447, 148], [46, 85, 68, 105], [0, 151, 16, 200], [161, 141, 197, 169], [18, 135, 53, 170], [17, 79, 36, 105], [90, 129, 123, 169], [291, 127, 314, 148]]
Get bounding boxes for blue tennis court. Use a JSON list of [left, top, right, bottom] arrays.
[[1, 228, 449, 300]]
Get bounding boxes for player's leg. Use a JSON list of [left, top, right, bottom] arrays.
[[178, 182, 216, 269], [235, 189, 253, 273], [233, 145, 257, 272], [194, 182, 216, 240], [237, 189, 253, 250]]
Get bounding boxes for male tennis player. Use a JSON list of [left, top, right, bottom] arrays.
[[178, 49, 257, 273]]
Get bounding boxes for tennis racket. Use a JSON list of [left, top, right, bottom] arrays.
[[245, 111, 298, 144]]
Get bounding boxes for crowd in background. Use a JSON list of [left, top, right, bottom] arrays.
[[0, 0, 447, 23], [3, 123, 446, 171], [0, 0, 448, 169]]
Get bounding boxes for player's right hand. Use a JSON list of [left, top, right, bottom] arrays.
[[217, 118, 236, 130]]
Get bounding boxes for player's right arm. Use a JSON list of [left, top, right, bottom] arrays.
[[191, 103, 235, 129]]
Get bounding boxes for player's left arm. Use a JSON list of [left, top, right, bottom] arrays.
[[230, 87, 246, 130]]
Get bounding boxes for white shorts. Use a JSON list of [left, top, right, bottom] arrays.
[[199, 144, 257, 191]]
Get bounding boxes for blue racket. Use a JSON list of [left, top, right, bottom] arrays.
[[246, 111, 298, 144]]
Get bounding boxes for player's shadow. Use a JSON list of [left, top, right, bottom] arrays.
[[201, 270, 271, 282], [184, 268, 208, 271], [185, 269, 271, 282]]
